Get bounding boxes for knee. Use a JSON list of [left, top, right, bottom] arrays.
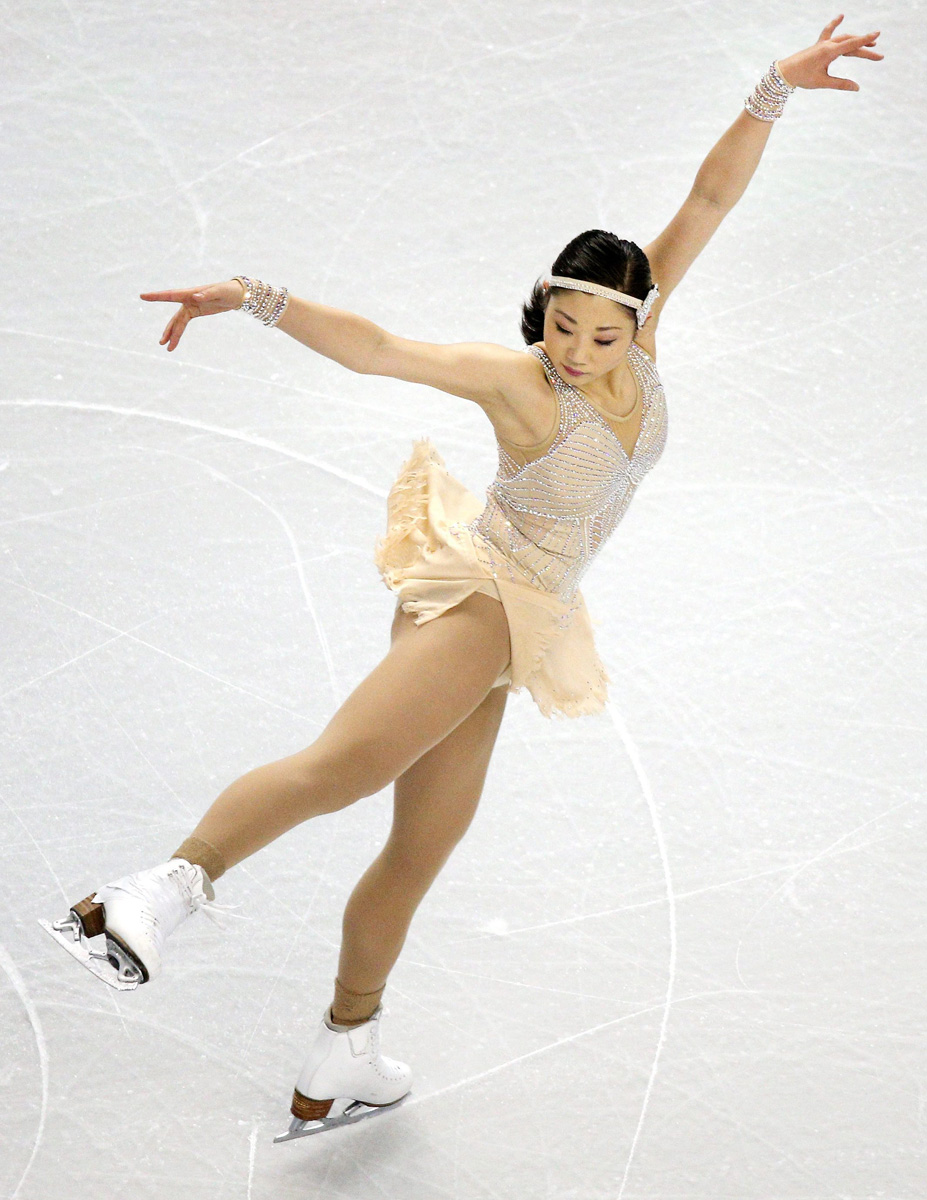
[[383, 826, 469, 888], [288, 741, 394, 814]]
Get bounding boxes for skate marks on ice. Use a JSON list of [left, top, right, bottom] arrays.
[[601, 698, 678, 1200], [0, 940, 49, 1200], [0, 397, 388, 500]]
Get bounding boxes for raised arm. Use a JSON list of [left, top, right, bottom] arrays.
[[640, 15, 883, 329], [139, 280, 526, 410]]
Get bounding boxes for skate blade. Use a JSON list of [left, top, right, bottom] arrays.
[[273, 1092, 410, 1143], [38, 918, 143, 991]]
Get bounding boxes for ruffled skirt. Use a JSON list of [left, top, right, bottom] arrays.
[[373, 438, 609, 719]]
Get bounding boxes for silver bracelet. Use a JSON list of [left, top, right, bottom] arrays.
[[232, 275, 290, 326], [744, 60, 797, 122]]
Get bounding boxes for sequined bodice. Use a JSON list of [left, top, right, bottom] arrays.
[[463, 342, 668, 604]]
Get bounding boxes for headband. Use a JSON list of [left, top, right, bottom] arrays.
[[546, 274, 660, 329]]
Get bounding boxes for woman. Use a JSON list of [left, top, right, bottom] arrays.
[[43, 17, 883, 1141]]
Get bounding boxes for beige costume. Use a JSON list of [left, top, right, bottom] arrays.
[[374, 342, 668, 718]]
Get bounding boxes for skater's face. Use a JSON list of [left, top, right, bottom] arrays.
[[542, 286, 637, 385]]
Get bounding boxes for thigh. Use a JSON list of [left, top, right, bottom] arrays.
[[385, 681, 508, 878], [301, 591, 512, 801]]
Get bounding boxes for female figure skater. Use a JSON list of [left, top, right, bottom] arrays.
[[43, 18, 883, 1142]]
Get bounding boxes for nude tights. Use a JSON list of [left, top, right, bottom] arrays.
[[171, 593, 511, 1025]]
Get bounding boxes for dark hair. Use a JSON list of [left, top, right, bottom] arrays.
[[520, 229, 653, 345]]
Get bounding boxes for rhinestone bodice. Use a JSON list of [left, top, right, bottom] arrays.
[[463, 342, 668, 605]]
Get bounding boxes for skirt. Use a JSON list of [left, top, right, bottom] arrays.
[[373, 438, 610, 719]]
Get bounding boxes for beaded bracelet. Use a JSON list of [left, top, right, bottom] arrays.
[[232, 275, 290, 326], [744, 60, 797, 122]]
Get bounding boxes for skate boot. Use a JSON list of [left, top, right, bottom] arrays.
[[39, 857, 228, 990], [274, 1005, 412, 1142]]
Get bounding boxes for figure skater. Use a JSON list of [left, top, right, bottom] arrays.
[[42, 17, 883, 1142]]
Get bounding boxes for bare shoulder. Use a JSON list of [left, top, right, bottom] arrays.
[[369, 334, 537, 408], [632, 329, 658, 363]]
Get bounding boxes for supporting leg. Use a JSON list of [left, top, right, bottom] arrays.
[[333, 679, 509, 1017]]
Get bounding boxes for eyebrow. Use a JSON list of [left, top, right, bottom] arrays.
[[553, 307, 626, 332]]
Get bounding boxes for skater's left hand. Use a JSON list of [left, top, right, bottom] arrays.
[[777, 15, 883, 91]]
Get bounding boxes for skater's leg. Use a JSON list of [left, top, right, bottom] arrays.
[[278, 679, 509, 1133], [183, 591, 511, 874], [331, 679, 508, 1022]]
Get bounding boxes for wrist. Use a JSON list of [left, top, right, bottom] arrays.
[[233, 275, 289, 326], [776, 57, 799, 89], [744, 60, 796, 122]]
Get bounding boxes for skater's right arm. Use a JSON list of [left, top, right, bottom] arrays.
[[276, 295, 525, 407], [141, 280, 526, 409]]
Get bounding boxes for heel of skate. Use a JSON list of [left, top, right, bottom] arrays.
[[273, 1091, 410, 1143], [72, 895, 106, 938], [291, 1090, 335, 1121]]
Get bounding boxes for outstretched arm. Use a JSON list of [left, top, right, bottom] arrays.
[[693, 17, 882, 209], [640, 16, 884, 326], [139, 280, 527, 409]]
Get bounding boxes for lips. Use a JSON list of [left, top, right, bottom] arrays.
[[562, 364, 584, 377]]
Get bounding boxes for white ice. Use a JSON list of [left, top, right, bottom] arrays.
[[2, 2, 925, 1198]]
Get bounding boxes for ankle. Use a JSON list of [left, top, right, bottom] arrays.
[[170, 835, 226, 885], [329, 976, 385, 1027]]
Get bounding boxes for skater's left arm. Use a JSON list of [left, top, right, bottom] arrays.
[[639, 16, 883, 329]]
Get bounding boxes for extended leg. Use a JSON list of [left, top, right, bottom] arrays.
[[186, 591, 512, 873]]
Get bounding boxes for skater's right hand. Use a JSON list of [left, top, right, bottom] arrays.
[[139, 279, 245, 351]]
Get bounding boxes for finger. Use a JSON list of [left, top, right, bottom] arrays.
[[170, 312, 189, 348], [828, 32, 878, 52], [163, 310, 188, 349], [140, 291, 191, 302], [842, 46, 884, 60], [820, 14, 843, 39], [827, 75, 860, 91]]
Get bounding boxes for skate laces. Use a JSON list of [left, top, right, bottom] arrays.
[[168, 859, 249, 931], [192, 894, 247, 932], [98, 861, 246, 947]]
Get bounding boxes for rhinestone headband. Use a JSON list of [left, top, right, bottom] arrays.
[[546, 275, 660, 329]]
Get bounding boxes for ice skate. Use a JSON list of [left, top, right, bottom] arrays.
[[39, 857, 227, 990], [274, 1005, 412, 1142]]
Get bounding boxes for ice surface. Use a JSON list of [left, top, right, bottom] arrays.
[[2, 3, 924, 1197]]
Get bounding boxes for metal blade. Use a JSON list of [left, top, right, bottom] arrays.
[[273, 1093, 410, 1143], [38, 919, 141, 991]]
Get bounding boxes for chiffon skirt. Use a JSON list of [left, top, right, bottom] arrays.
[[373, 438, 610, 719]]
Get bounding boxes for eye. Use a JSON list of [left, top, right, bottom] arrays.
[[555, 322, 616, 347]]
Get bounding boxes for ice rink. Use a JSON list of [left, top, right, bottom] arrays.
[[2, 2, 924, 1197]]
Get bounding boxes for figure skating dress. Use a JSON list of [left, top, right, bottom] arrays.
[[374, 342, 668, 718]]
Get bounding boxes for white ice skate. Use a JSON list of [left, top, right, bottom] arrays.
[[39, 857, 228, 990], [274, 1005, 412, 1142]]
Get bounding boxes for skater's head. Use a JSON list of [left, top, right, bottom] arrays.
[[520, 230, 652, 383]]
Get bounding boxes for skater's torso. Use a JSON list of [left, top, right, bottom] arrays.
[[463, 338, 668, 606], [490, 336, 656, 464]]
